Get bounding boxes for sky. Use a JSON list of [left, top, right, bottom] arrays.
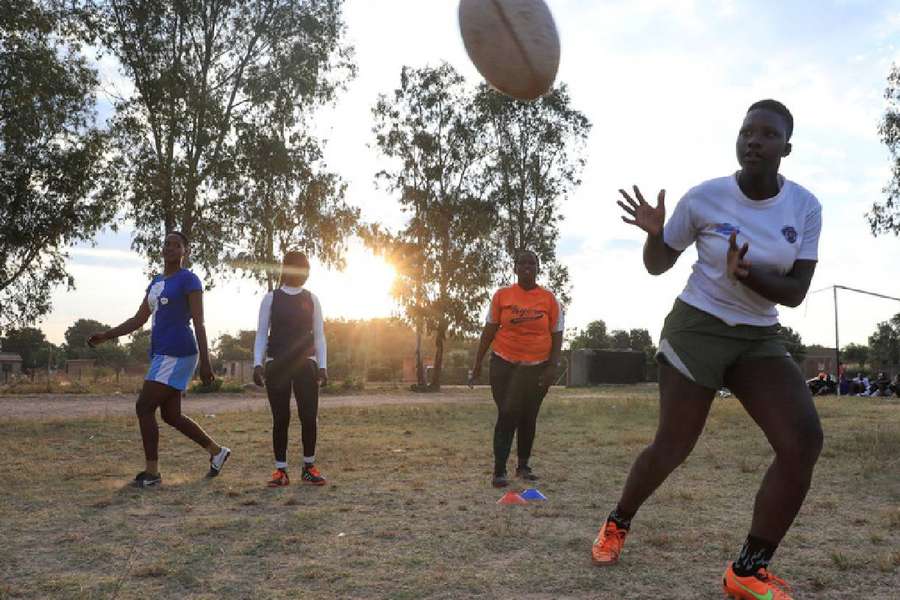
[[36, 0, 900, 350]]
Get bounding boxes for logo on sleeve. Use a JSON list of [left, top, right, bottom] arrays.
[[781, 226, 797, 244]]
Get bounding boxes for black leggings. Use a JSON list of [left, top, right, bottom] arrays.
[[265, 357, 319, 463], [489, 353, 549, 473]]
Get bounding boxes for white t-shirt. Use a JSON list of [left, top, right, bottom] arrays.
[[663, 174, 822, 326], [253, 286, 327, 368]]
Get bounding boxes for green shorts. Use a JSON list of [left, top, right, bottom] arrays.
[[656, 299, 789, 390]]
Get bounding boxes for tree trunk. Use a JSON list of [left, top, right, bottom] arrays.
[[415, 319, 426, 388], [428, 324, 446, 391]]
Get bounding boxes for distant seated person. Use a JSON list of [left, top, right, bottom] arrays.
[[852, 373, 870, 396], [807, 372, 835, 396], [863, 372, 892, 397]]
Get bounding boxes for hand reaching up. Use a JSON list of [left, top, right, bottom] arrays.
[[618, 186, 666, 238]]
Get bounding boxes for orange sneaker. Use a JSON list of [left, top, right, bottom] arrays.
[[591, 520, 628, 566], [267, 469, 289, 487], [302, 464, 327, 486], [722, 562, 794, 600]]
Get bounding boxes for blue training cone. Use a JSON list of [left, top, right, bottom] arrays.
[[520, 488, 547, 501]]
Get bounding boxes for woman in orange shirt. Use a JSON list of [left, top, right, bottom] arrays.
[[470, 250, 564, 487]]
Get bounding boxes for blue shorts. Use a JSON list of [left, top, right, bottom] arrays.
[[146, 354, 199, 391]]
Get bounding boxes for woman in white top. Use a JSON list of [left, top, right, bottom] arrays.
[[253, 251, 328, 487], [592, 100, 823, 600]]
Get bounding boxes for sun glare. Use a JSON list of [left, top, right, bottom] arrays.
[[314, 245, 398, 320]]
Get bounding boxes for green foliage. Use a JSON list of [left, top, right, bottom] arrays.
[[63, 318, 127, 368], [842, 342, 869, 369], [127, 328, 151, 365], [569, 320, 609, 350], [0, 0, 112, 328], [215, 330, 256, 362], [189, 378, 242, 393], [780, 325, 806, 365], [87, 0, 356, 281], [474, 84, 590, 305], [868, 314, 900, 370], [609, 329, 631, 349], [0, 326, 48, 370], [871, 63, 900, 236], [64, 318, 112, 356], [368, 64, 497, 389]]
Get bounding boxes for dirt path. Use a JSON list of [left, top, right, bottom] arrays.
[[0, 389, 495, 421]]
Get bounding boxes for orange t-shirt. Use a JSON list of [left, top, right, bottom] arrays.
[[487, 284, 564, 364]]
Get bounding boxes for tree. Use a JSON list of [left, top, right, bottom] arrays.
[[841, 342, 869, 369], [222, 127, 358, 290], [214, 330, 256, 361], [0, 1, 111, 329], [0, 326, 47, 370], [868, 314, 900, 370], [870, 63, 900, 236], [87, 0, 356, 279], [64, 318, 114, 358], [369, 64, 497, 390], [780, 326, 806, 365], [474, 84, 590, 305], [569, 320, 609, 350], [127, 327, 151, 364], [609, 329, 630, 349]]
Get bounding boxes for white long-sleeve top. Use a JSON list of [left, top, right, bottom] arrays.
[[253, 285, 327, 368]]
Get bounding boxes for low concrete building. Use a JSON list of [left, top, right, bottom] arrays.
[[224, 359, 254, 384], [802, 349, 837, 379], [66, 358, 96, 380], [568, 349, 647, 386], [0, 352, 23, 383]]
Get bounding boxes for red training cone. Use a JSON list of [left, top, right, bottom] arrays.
[[497, 491, 528, 505]]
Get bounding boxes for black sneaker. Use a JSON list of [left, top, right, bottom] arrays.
[[131, 471, 162, 488], [301, 464, 327, 486], [516, 464, 538, 481], [492, 471, 509, 488], [206, 446, 231, 478]]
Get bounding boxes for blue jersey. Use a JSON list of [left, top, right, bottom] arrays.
[[146, 269, 203, 357]]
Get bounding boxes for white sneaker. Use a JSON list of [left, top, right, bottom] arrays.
[[207, 447, 231, 478]]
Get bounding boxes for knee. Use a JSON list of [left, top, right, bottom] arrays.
[[776, 417, 823, 471], [647, 436, 696, 468], [497, 406, 519, 426], [135, 398, 154, 417], [160, 409, 180, 427], [271, 410, 290, 428]]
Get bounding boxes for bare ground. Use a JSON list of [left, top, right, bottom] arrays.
[[1, 387, 898, 599]]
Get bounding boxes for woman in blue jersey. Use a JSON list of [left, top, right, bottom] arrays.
[[88, 231, 231, 488]]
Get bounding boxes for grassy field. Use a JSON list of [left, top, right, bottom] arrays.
[[1, 386, 898, 599]]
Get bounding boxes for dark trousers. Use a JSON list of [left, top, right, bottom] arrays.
[[265, 357, 319, 463], [489, 353, 549, 473]]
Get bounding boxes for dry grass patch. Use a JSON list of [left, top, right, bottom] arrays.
[[0, 388, 898, 599]]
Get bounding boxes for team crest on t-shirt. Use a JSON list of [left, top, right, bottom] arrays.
[[781, 226, 798, 244]]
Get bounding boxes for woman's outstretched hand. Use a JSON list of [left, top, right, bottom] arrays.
[[618, 186, 666, 238], [726, 230, 751, 280]]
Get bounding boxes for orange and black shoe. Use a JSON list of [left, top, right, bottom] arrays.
[[267, 468, 290, 487], [591, 520, 628, 566], [722, 561, 794, 600], [301, 464, 327, 486]]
